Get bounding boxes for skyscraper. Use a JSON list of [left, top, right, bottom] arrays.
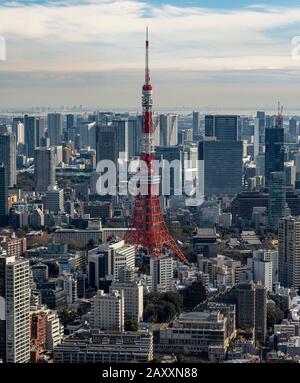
[[96, 124, 120, 165], [205, 115, 239, 141], [0, 252, 30, 363], [278, 217, 300, 290], [265, 115, 284, 186], [198, 138, 243, 196], [24, 115, 38, 158], [289, 117, 298, 136], [256, 111, 266, 144], [0, 164, 8, 227], [128, 116, 142, 158], [66, 114, 75, 130], [236, 282, 267, 343], [268, 171, 286, 231], [0, 133, 16, 188], [34, 147, 56, 192], [47, 113, 63, 146], [192, 111, 200, 141], [159, 114, 178, 146]]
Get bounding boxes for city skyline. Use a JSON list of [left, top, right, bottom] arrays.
[[1, 0, 300, 108]]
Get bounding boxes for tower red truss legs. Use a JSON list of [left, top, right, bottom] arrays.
[[125, 28, 188, 264]]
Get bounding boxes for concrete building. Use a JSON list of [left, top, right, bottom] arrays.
[[47, 113, 63, 146], [63, 275, 78, 305], [91, 290, 125, 332], [268, 171, 286, 231], [34, 147, 56, 192], [111, 241, 135, 280], [0, 164, 8, 227], [46, 311, 64, 350], [159, 114, 178, 146], [236, 282, 267, 343], [54, 330, 153, 363], [157, 304, 236, 361], [278, 217, 300, 290], [0, 253, 30, 363], [150, 256, 174, 292], [0, 133, 16, 188], [110, 280, 143, 322], [45, 186, 64, 213], [247, 251, 273, 291]]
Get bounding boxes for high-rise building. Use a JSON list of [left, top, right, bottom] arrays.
[[128, 116, 142, 158], [12, 120, 24, 145], [198, 138, 243, 196], [159, 114, 178, 146], [289, 118, 298, 136], [192, 111, 200, 141], [44, 186, 64, 213], [265, 117, 284, 186], [88, 245, 113, 290], [24, 115, 38, 158], [278, 217, 300, 290], [0, 164, 8, 227], [236, 282, 267, 343], [96, 124, 120, 165], [112, 118, 129, 160], [268, 171, 286, 231], [111, 241, 135, 280], [253, 117, 260, 158], [256, 111, 266, 144], [47, 113, 63, 146], [34, 147, 56, 192], [247, 251, 273, 291], [110, 280, 143, 322], [150, 256, 174, 292], [91, 289, 125, 331], [0, 133, 16, 188], [205, 115, 239, 141], [66, 114, 75, 130], [0, 252, 30, 363]]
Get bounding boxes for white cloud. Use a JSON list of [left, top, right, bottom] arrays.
[[0, 0, 299, 72]]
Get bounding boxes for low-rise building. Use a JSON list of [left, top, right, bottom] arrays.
[[53, 330, 153, 363]]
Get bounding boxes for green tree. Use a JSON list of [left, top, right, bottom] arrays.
[[125, 319, 139, 331]]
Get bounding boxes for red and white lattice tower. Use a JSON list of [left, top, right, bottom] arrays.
[[125, 28, 188, 263]]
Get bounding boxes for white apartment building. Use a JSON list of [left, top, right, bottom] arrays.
[[247, 251, 273, 291], [150, 256, 174, 292], [91, 290, 124, 332], [46, 311, 64, 350], [0, 255, 31, 363], [110, 281, 143, 322], [111, 241, 135, 280]]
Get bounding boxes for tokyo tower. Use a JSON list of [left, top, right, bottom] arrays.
[[125, 28, 188, 263]]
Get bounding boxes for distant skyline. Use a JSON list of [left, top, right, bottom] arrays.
[[1, 0, 300, 109]]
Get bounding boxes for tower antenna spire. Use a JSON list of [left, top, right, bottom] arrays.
[[145, 26, 150, 85]]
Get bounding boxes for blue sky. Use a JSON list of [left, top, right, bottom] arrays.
[[0, 0, 300, 109]]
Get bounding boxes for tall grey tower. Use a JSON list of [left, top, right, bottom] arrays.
[[34, 147, 56, 192], [47, 113, 63, 146], [0, 163, 8, 226], [0, 133, 16, 188]]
